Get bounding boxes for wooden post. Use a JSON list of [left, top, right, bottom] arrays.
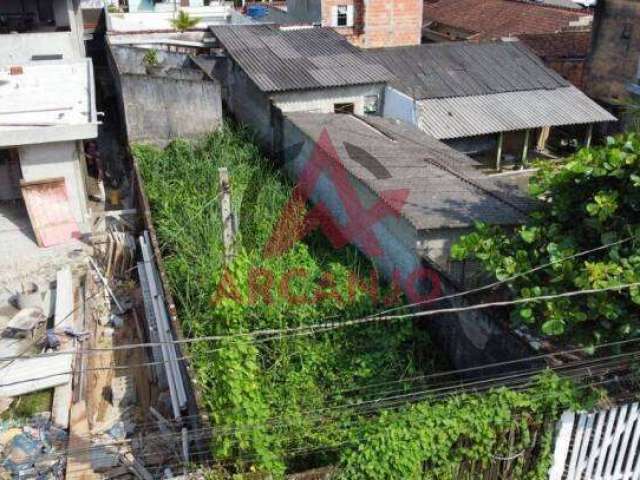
[[495, 132, 504, 172], [218, 167, 237, 264], [585, 124, 593, 148], [521, 129, 530, 168], [537, 126, 550, 152]]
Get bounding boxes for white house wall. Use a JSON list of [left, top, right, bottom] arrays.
[[272, 84, 384, 116], [381, 86, 416, 126], [18, 141, 88, 229]]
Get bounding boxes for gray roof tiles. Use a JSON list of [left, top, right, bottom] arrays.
[[365, 41, 569, 100], [284, 112, 534, 230], [210, 25, 391, 92]]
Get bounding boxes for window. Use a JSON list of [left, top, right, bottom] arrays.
[[334, 102, 355, 114], [364, 95, 378, 114], [336, 5, 348, 26], [332, 5, 353, 27]]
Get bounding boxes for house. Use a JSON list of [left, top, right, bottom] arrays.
[[105, 3, 254, 33], [365, 41, 615, 168], [285, 0, 423, 47], [584, 0, 640, 128], [0, 0, 98, 249], [279, 112, 536, 368], [422, 0, 594, 84], [209, 24, 389, 151], [422, 0, 593, 42]]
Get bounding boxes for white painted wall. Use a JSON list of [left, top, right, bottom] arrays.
[[382, 86, 416, 125], [272, 84, 384, 116], [18, 141, 88, 228]]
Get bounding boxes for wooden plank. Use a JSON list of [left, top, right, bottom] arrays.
[[66, 401, 100, 480], [218, 167, 237, 263], [567, 412, 587, 480], [52, 267, 75, 429], [20, 177, 80, 247], [0, 353, 73, 397], [549, 410, 575, 480], [586, 409, 607, 479]]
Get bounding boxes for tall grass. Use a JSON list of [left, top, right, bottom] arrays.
[[136, 126, 443, 476]]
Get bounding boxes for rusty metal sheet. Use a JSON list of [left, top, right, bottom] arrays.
[[21, 177, 80, 247]]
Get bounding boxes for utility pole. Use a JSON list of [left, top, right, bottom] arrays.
[[218, 167, 237, 264]]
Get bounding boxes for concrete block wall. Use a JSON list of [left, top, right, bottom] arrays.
[[586, 0, 640, 103]]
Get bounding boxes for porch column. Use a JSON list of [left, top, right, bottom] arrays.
[[585, 124, 593, 148], [521, 129, 530, 168], [495, 132, 504, 172], [537, 126, 550, 152]]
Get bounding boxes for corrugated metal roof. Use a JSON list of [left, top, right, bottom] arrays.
[[365, 41, 568, 100], [283, 112, 534, 231], [416, 86, 616, 139], [210, 25, 390, 92]]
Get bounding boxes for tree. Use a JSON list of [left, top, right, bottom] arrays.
[[451, 134, 640, 348], [170, 10, 201, 34]]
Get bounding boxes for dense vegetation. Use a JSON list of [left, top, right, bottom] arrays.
[[452, 134, 640, 348], [137, 127, 592, 478], [136, 127, 443, 475]]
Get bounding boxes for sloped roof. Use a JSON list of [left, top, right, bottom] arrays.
[[365, 41, 569, 100], [417, 86, 616, 139], [210, 25, 390, 92], [284, 112, 534, 230], [423, 0, 591, 39]]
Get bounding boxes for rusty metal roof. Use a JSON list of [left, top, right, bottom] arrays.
[[210, 25, 391, 92]]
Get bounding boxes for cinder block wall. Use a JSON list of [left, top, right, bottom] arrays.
[[585, 0, 640, 103]]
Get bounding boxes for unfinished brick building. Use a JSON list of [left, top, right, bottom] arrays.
[[287, 0, 423, 48]]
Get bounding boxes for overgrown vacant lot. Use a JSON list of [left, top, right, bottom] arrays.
[[136, 127, 584, 479], [136, 126, 443, 473]]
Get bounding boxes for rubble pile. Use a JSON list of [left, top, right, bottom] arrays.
[[0, 415, 67, 479]]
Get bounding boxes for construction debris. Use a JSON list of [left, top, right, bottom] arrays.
[[0, 416, 68, 479]]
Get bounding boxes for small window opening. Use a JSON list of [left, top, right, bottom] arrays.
[[336, 5, 348, 27], [334, 102, 355, 114]]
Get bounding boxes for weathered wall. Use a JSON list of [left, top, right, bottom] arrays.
[[18, 141, 89, 229], [585, 0, 640, 103], [272, 84, 384, 116], [279, 115, 535, 372], [382, 86, 416, 125], [119, 74, 222, 146], [287, 0, 322, 23], [219, 54, 384, 152], [110, 46, 223, 147]]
